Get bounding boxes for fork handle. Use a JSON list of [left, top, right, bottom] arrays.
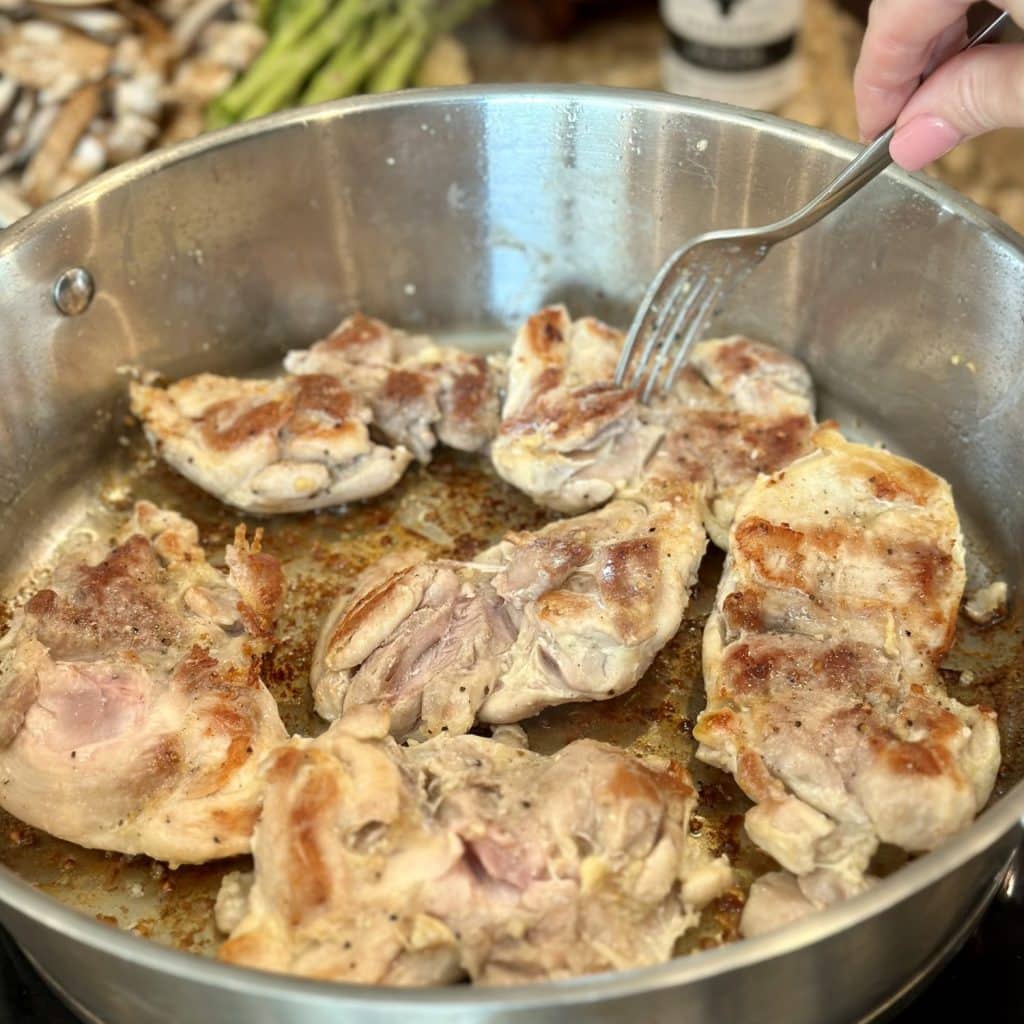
[[760, 9, 1011, 245]]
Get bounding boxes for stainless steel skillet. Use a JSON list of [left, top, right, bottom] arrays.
[[0, 86, 1021, 1024]]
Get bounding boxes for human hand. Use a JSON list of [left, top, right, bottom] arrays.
[[854, 1, 1024, 170]]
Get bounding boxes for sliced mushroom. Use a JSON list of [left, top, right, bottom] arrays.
[[171, 0, 232, 56], [21, 81, 100, 203], [0, 178, 30, 226], [0, 21, 112, 92]]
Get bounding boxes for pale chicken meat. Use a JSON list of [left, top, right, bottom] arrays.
[[309, 474, 706, 739], [283, 313, 503, 462], [693, 427, 1000, 934], [0, 502, 288, 864], [309, 550, 516, 739], [130, 372, 412, 515], [491, 306, 664, 513], [216, 709, 732, 984]]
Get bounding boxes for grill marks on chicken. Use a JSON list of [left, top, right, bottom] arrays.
[[130, 372, 412, 515], [491, 306, 664, 514], [0, 502, 287, 864], [309, 478, 706, 739], [649, 338, 817, 548], [694, 428, 1000, 935], [284, 313, 503, 462], [216, 710, 732, 985]]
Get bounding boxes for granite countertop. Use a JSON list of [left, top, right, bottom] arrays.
[[463, 0, 1024, 235]]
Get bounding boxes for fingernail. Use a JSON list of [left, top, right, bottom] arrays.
[[889, 115, 962, 171]]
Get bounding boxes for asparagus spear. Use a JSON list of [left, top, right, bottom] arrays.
[[302, 1, 422, 105], [255, 0, 278, 29], [206, 0, 335, 128], [266, 0, 333, 55], [366, 21, 427, 93], [242, 0, 390, 121], [271, 0, 306, 33], [367, 0, 491, 93], [303, 13, 376, 99]]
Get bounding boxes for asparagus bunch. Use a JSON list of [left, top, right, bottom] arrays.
[[206, 0, 489, 128]]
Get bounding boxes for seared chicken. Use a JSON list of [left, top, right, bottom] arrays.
[[217, 708, 732, 985], [491, 307, 815, 531], [310, 475, 706, 738], [283, 313, 503, 462], [0, 502, 287, 864], [694, 427, 1000, 934], [130, 372, 411, 515], [491, 306, 663, 514], [476, 478, 706, 724], [650, 337, 817, 548]]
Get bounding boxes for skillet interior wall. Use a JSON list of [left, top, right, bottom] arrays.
[[0, 87, 1022, 750]]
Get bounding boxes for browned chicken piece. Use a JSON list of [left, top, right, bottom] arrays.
[[491, 306, 664, 513], [283, 313, 503, 462], [648, 337, 817, 549], [490, 306, 815, 527], [216, 708, 732, 985], [309, 475, 706, 738], [476, 478, 706, 724], [694, 427, 1000, 935], [687, 336, 815, 420], [130, 372, 411, 515], [0, 502, 288, 865]]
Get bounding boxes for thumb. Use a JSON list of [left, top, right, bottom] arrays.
[[889, 44, 1024, 171]]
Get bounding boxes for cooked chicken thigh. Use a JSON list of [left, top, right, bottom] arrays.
[[650, 337, 817, 548], [283, 313, 503, 462], [217, 709, 732, 985], [694, 427, 1000, 934], [476, 479, 706, 724], [491, 307, 815, 530], [686, 336, 815, 421], [0, 502, 288, 864], [310, 474, 706, 738], [491, 306, 664, 513], [130, 372, 412, 515], [309, 550, 516, 738]]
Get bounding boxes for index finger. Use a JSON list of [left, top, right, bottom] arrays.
[[853, 0, 973, 139]]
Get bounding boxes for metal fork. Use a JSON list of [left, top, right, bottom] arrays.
[[615, 10, 1011, 403]]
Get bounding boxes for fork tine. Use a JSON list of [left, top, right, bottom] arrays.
[[622, 270, 692, 391], [660, 278, 727, 395], [615, 247, 691, 387], [639, 273, 712, 404], [630, 270, 703, 394]]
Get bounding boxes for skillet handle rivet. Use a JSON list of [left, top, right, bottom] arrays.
[[52, 267, 95, 316]]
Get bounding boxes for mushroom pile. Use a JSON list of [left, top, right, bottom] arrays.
[[0, 0, 266, 219]]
